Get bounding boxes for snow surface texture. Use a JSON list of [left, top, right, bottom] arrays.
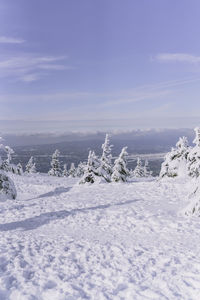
[[0, 174, 200, 299]]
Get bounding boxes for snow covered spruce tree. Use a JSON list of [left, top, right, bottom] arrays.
[[2, 146, 14, 172], [0, 145, 17, 173], [160, 136, 190, 178], [68, 163, 76, 177], [0, 139, 17, 200], [133, 158, 145, 178], [98, 134, 113, 182], [62, 164, 68, 177], [187, 128, 200, 178], [111, 147, 129, 182], [25, 157, 37, 174], [48, 149, 62, 177], [17, 163, 23, 175], [76, 161, 86, 177], [79, 151, 100, 184], [0, 171, 17, 200], [143, 159, 153, 177]]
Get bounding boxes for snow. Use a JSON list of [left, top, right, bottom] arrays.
[[0, 174, 200, 299]]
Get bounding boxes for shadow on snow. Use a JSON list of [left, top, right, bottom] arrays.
[[26, 186, 72, 201], [0, 199, 141, 232]]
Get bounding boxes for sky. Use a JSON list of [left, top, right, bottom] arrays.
[[1, 0, 200, 133]]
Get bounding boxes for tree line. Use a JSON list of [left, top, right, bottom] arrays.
[[0, 134, 153, 200]]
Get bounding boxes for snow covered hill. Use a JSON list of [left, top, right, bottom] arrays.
[[0, 174, 200, 299]]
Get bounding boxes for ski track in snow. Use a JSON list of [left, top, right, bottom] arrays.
[[0, 174, 200, 299]]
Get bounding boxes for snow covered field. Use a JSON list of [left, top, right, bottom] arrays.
[[0, 174, 200, 299]]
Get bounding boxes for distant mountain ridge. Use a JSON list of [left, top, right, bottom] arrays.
[[1, 128, 195, 147]]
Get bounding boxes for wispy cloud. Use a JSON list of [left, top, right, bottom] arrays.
[[101, 76, 200, 107], [155, 53, 200, 64], [0, 36, 25, 44], [126, 77, 200, 94], [39, 64, 68, 70], [1, 76, 200, 105], [19, 73, 41, 82], [102, 90, 171, 107], [0, 92, 95, 103], [0, 54, 71, 82]]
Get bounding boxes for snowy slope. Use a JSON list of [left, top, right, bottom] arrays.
[[0, 174, 200, 299]]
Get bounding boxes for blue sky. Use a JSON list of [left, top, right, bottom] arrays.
[[1, 0, 200, 133]]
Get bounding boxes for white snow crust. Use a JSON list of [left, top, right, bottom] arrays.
[[0, 174, 200, 299]]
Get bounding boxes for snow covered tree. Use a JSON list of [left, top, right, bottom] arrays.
[[111, 147, 129, 182], [25, 157, 37, 174], [0, 171, 17, 200], [76, 161, 86, 177], [133, 158, 145, 178], [17, 163, 23, 175], [4, 146, 14, 171], [10, 164, 18, 174], [79, 151, 100, 184], [62, 164, 68, 177], [0, 137, 17, 200], [0, 145, 16, 173], [187, 128, 200, 178], [5, 146, 14, 164], [48, 150, 61, 177], [160, 136, 190, 178], [143, 159, 153, 177], [98, 134, 113, 182], [68, 163, 76, 177]]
